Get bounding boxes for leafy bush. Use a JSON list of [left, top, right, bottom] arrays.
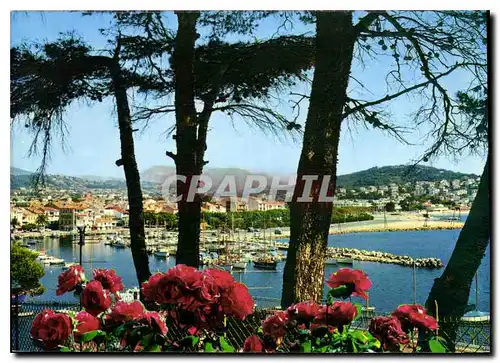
[[11, 242, 45, 295]]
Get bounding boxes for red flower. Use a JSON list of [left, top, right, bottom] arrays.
[[142, 311, 168, 335], [141, 272, 164, 302], [93, 268, 124, 295], [262, 311, 288, 339], [74, 311, 101, 340], [56, 265, 85, 296], [108, 300, 145, 323], [141, 265, 218, 311], [286, 301, 320, 325], [203, 268, 234, 291], [221, 282, 255, 319], [369, 316, 409, 351], [82, 280, 112, 316], [30, 309, 72, 350], [243, 335, 264, 352], [326, 268, 372, 299], [392, 304, 438, 332], [312, 302, 358, 330]]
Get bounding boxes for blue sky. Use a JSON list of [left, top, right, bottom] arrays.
[[10, 11, 487, 178]]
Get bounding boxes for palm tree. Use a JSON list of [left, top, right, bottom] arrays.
[[35, 214, 48, 228]]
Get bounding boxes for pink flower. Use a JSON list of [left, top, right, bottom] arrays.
[[243, 335, 264, 352], [81, 280, 112, 316], [74, 311, 101, 340], [108, 300, 145, 323], [262, 311, 288, 339], [369, 316, 409, 351], [203, 268, 234, 291], [56, 265, 85, 296], [392, 304, 438, 332], [312, 302, 358, 330], [142, 311, 168, 335], [286, 301, 320, 325], [93, 268, 124, 295], [326, 268, 372, 299], [221, 282, 255, 320], [30, 309, 72, 350]]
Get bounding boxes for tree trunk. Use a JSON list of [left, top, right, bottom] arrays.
[[281, 12, 356, 308], [173, 11, 202, 267], [111, 61, 152, 286], [425, 156, 490, 351]]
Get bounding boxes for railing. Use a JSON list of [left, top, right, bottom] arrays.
[[11, 299, 490, 353]]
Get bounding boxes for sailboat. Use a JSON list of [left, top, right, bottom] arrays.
[[232, 228, 247, 270], [461, 273, 490, 322], [253, 222, 277, 270]]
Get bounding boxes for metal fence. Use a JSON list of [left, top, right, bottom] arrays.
[[11, 300, 490, 353]]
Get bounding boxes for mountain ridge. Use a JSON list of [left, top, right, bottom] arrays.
[[10, 164, 479, 191]]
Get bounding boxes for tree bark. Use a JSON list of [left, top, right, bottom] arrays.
[[110, 60, 152, 286], [173, 11, 202, 267], [425, 155, 490, 351], [281, 12, 357, 308]]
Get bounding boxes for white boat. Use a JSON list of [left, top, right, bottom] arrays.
[[113, 240, 126, 248], [325, 258, 338, 265], [154, 249, 169, 258], [36, 254, 50, 261], [48, 257, 65, 265], [233, 261, 248, 270], [337, 258, 354, 265]]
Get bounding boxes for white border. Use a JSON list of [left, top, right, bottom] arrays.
[[3, 2, 498, 362]]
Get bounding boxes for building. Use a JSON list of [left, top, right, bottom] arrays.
[[248, 197, 286, 212], [95, 217, 117, 231], [43, 207, 60, 223], [58, 204, 90, 231], [202, 202, 227, 213]]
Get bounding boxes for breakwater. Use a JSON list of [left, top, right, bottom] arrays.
[[327, 247, 443, 269], [329, 224, 464, 235]]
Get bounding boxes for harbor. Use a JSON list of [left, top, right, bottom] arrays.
[[20, 227, 490, 314]]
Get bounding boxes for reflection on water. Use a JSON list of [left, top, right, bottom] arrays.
[[27, 228, 489, 313]]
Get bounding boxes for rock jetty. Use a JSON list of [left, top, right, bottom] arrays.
[[327, 247, 443, 269]]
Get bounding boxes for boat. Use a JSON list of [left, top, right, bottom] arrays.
[[113, 240, 126, 248], [36, 254, 50, 261], [154, 248, 169, 258], [48, 257, 65, 265], [254, 259, 277, 270], [337, 258, 354, 265], [325, 258, 338, 266], [233, 261, 248, 270]]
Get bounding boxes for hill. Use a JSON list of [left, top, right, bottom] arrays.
[[141, 165, 278, 195], [10, 167, 158, 192], [336, 165, 479, 188]]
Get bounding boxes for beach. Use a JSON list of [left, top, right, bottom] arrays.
[[265, 211, 466, 239]]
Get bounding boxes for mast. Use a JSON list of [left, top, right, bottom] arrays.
[[475, 272, 479, 311]]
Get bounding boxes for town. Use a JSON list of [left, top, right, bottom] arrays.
[[10, 174, 479, 232]]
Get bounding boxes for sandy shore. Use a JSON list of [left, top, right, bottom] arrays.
[[328, 219, 464, 235], [268, 212, 465, 238]]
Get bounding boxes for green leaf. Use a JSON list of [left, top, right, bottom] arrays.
[[328, 284, 355, 299], [219, 336, 235, 353], [429, 338, 447, 353], [204, 342, 216, 352], [140, 333, 153, 348], [353, 303, 363, 321], [59, 346, 71, 352], [301, 340, 312, 353], [81, 330, 105, 342], [146, 344, 161, 352]]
